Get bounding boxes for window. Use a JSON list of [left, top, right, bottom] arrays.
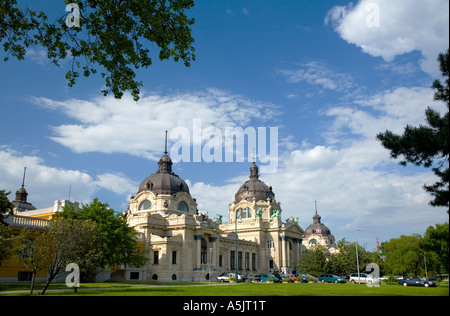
[[201, 238, 207, 264], [18, 271, 32, 281], [130, 272, 139, 280], [172, 251, 177, 264], [153, 250, 159, 264], [269, 260, 274, 269], [252, 253, 256, 270], [219, 255, 223, 267], [139, 200, 152, 210], [309, 239, 317, 246], [236, 207, 252, 219], [177, 201, 189, 212]]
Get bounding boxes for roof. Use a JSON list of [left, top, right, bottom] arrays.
[[137, 152, 190, 196], [234, 162, 275, 203]]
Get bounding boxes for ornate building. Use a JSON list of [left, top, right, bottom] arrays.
[[302, 208, 337, 255], [122, 147, 305, 282]]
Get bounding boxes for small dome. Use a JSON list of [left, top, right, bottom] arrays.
[[303, 211, 331, 237], [234, 162, 275, 203], [12, 186, 36, 212], [137, 153, 190, 196]]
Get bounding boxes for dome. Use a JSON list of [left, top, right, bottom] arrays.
[[137, 151, 190, 196], [234, 162, 275, 203], [12, 187, 36, 212], [303, 212, 331, 237]]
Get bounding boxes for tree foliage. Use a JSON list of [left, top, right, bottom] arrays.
[[377, 49, 449, 212], [0, 0, 196, 100], [61, 198, 148, 269], [422, 222, 449, 274]]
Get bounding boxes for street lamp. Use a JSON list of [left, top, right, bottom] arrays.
[[235, 210, 239, 280], [355, 229, 362, 284]]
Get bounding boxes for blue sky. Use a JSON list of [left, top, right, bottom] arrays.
[[1, 0, 448, 250]]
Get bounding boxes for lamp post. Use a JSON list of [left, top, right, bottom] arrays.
[[355, 229, 362, 284], [235, 210, 238, 280]]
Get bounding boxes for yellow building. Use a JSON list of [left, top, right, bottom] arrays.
[[0, 182, 80, 283]]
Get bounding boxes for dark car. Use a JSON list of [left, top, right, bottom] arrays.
[[398, 277, 436, 287], [319, 274, 346, 284]]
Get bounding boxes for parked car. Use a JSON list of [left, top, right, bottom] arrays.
[[286, 274, 296, 282], [349, 273, 378, 285], [217, 272, 243, 282], [254, 273, 281, 283], [398, 277, 436, 287], [319, 274, 346, 283], [275, 272, 290, 282]]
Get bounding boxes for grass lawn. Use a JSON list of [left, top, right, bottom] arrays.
[[1, 281, 448, 296]]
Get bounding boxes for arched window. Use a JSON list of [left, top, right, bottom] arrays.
[[138, 200, 152, 210], [201, 238, 207, 264], [309, 239, 317, 246], [177, 201, 189, 212]]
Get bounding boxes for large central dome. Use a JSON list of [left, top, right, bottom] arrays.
[[137, 150, 190, 196], [234, 162, 275, 203]]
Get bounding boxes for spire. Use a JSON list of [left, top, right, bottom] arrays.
[[12, 167, 36, 212], [164, 130, 168, 155], [15, 167, 28, 203], [313, 201, 321, 224], [249, 162, 259, 179], [158, 131, 173, 173], [21, 167, 27, 188]]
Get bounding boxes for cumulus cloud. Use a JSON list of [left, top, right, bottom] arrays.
[[31, 88, 280, 161], [197, 86, 448, 244], [325, 0, 449, 76], [0, 147, 137, 209]]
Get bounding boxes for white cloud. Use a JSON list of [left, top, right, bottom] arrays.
[[0, 147, 137, 209], [279, 61, 355, 92], [189, 86, 448, 245], [31, 88, 280, 161], [325, 0, 449, 76], [94, 173, 138, 196]]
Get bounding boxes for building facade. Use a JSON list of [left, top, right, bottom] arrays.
[[2, 149, 339, 283], [121, 149, 305, 282]]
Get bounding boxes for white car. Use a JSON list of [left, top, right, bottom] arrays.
[[217, 272, 243, 282], [349, 273, 379, 285]]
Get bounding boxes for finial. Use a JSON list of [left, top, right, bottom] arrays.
[[315, 200, 317, 214], [164, 130, 168, 155], [21, 167, 27, 188], [252, 147, 255, 163]]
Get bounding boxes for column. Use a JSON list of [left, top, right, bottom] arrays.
[[209, 237, 217, 267], [194, 235, 202, 269]]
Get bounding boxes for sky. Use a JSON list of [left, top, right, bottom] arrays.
[[1, 0, 449, 251]]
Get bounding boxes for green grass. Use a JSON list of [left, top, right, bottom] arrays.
[[1, 282, 448, 296]]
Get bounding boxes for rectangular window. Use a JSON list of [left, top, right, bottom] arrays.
[[269, 260, 274, 269], [219, 254, 223, 267], [252, 253, 256, 270], [153, 250, 159, 264], [172, 250, 177, 264], [130, 272, 140, 280], [18, 271, 32, 281]]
